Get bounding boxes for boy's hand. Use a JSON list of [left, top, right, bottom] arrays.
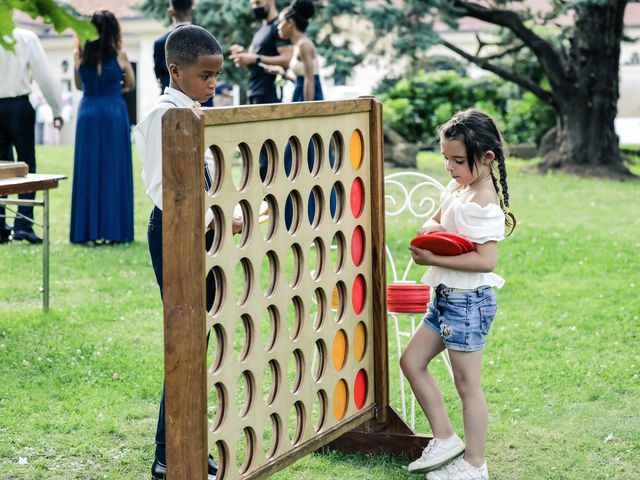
[[232, 217, 243, 235], [229, 44, 244, 54], [409, 245, 437, 266]]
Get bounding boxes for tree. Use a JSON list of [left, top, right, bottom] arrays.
[[365, 0, 634, 177], [0, 0, 97, 51]]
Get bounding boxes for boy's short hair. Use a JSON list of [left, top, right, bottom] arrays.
[[165, 25, 222, 67], [171, 0, 193, 11]]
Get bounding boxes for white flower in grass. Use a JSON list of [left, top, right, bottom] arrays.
[[18, 457, 28, 465]]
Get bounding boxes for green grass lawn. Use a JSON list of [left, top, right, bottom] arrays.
[[0, 146, 638, 479]]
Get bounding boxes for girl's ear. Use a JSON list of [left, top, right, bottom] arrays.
[[483, 150, 495, 164]]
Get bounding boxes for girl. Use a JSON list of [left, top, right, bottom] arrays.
[[274, 0, 323, 101], [401, 110, 516, 480]]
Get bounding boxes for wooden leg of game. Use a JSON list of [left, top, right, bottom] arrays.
[[325, 406, 432, 458], [162, 108, 208, 480]]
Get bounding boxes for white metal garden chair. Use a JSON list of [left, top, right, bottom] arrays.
[[384, 171, 454, 430]]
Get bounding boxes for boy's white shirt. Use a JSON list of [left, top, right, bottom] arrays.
[[134, 86, 214, 225]]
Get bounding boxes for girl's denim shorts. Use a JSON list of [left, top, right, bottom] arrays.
[[422, 285, 497, 352]]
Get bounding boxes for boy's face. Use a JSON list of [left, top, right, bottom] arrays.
[[169, 53, 223, 104]]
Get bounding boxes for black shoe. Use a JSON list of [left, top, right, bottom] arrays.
[[0, 226, 10, 244], [151, 459, 166, 479], [12, 229, 42, 244], [151, 457, 217, 479]]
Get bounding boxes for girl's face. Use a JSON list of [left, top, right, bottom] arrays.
[[169, 53, 223, 103], [440, 138, 492, 186], [277, 13, 293, 39]]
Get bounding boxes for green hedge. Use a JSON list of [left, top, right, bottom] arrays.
[[377, 70, 555, 147]]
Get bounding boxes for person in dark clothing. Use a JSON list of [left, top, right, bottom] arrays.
[[153, 0, 194, 94], [229, 0, 292, 104], [153, 0, 214, 107]]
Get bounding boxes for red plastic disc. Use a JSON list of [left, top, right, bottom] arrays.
[[350, 178, 364, 218], [410, 234, 464, 256], [354, 369, 367, 409], [352, 274, 366, 314], [351, 226, 364, 266], [429, 232, 474, 252]]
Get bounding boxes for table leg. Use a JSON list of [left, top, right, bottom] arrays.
[[43, 190, 49, 311]]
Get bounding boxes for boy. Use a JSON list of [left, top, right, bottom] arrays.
[[134, 24, 239, 480]]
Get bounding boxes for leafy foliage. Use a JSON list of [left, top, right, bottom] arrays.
[[378, 69, 554, 146], [0, 0, 97, 51]]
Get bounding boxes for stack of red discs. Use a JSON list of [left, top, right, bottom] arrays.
[[387, 282, 430, 313], [410, 232, 474, 256]]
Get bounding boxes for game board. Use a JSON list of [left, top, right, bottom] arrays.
[[161, 98, 425, 480]]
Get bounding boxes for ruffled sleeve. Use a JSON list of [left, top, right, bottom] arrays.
[[454, 202, 505, 244]]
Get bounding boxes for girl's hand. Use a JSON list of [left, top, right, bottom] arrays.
[[418, 224, 445, 236], [409, 245, 437, 266]]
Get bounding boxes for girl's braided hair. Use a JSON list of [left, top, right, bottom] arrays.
[[438, 109, 516, 235]]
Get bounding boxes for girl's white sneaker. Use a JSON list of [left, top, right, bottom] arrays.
[[425, 456, 488, 480], [407, 433, 465, 474]]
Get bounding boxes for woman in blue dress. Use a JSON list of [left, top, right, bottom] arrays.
[[70, 10, 135, 245]]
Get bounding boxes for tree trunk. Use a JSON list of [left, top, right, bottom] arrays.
[[540, 0, 631, 177]]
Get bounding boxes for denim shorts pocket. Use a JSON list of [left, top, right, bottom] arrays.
[[441, 293, 467, 314], [480, 304, 497, 335]]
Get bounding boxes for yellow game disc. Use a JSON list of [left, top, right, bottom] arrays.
[[332, 329, 347, 371], [349, 129, 363, 170], [333, 379, 348, 420], [331, 284, 339, 311]]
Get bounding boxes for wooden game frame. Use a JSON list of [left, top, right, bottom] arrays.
[[161, 98, 427, 480]]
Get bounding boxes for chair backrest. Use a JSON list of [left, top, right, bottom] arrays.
[[384, 171, 445, 283], [383, 171, 448, 429]]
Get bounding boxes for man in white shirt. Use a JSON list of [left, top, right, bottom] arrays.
[[0, 27, 63, 244]]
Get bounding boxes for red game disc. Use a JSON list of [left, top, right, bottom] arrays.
[[351, 226, 364, 266], [429, 232, 474, 252], [410, 234, 465, 256], [352, 274, 366, 314], [350, 178, 364, 218], [354, 369, 367, 409]]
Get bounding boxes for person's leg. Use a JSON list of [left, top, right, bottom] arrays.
[[147, 207, 166, 466], [0, 109, 12, 234], [9, 98, 37, 233], [448, 349, 487, 468], [399, 324, 453, 438]]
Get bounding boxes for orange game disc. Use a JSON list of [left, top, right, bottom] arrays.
[[354, 369, 367, 410], [349, 129, 363, 170], [333, 379, 348, 420], [353, 321, 366, 361], [332, 329, 347, 371], [331, 284, 340, 311]]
